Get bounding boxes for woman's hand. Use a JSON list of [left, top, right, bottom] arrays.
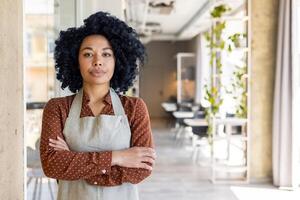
[[48, 137, 156, 170], [49, 136, 70, 151], [112, 147, 156, 171]]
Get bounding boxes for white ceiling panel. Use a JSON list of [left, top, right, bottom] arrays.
[[124, 0, 247, 43]]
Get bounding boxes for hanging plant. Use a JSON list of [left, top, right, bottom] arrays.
[[204, 4, 231, 144], [226, 31, 248, 118], [210, 4, 231, 18], [228, 33, 247, 52], [232, 66, 247, 118]]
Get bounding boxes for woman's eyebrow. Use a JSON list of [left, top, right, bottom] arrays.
[[80, 47, 93, 51], [80, 47, 112, 51], [102, 47, 113, 51]]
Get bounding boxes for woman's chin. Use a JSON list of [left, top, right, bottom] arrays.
[[86, 78, 110, 86], [82, 73, 112, 86]]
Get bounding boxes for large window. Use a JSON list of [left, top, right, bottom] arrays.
[[24, 0, 56, 199], [25, 0, 55, 102]]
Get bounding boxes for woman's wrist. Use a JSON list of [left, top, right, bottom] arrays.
[[111, 150, 122, 166]]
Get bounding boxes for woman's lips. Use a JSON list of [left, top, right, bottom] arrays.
[[90, 69, 106, 77]]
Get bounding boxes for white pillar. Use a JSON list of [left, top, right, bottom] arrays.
[[0, 0, 24, 198]]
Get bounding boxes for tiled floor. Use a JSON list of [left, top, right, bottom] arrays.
[[27, 119, 300, 200], [139, 126, 238, 200]]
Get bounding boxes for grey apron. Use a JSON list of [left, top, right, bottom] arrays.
[[57, 88, 139, 200]]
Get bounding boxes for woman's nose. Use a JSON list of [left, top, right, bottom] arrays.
[[93, 55, 103, 67], [93, 61, 102, 67]]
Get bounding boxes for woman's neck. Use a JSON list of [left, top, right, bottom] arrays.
[[82, 83, 110, 104]]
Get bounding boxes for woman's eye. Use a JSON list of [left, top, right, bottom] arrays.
[[103, 52, 112, 57], [83, 52, 93, 57]]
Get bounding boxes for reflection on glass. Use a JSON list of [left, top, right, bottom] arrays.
[[25, 0, 55, 102], [181, 59, 196, 102]]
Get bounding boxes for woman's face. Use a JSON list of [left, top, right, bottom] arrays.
[[78, 34, 115, 87]]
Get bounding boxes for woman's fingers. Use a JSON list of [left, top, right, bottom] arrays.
[[56, 136, 67, 146], [132, 147, 156, 162], [138, 148, 156, 167], [138, 163, 153, 171], [49, 141, 67, 150], [140, 147, 156, 159], [141, 157, 155, 165], [128, 147, 155, 159], [115, 147, 156, 169], [54, 148, 65, 151], [57, 136, 65, 143], [49, 139, 63, 147], [49, 137, 70, 151], [49, 141, 64, 148], [140, 147, 155, 153], [49, 139, 66, 148]]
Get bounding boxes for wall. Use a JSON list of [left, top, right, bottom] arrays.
[[140, 41, 192, 118], [0, 0, 24, 198], [250, 0, 279, 181]]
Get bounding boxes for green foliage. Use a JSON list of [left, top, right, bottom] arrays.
[[204, 4, 231, 141], [203, 3, 248, 149], [210, 5, 231, 18], [227, 33, 247, 51], [228, 33, 247, 42], [232, 66, 248, 118]]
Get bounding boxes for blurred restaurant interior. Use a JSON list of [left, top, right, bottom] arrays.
[[0, 0, 300, 199]]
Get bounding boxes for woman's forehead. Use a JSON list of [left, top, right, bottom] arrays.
[[80, 34, 112, 49]]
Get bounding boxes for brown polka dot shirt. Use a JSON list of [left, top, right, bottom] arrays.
[[40, 90, 154, 186]]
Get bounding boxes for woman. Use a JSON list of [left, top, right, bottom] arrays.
[[40, 11, 155, 200]]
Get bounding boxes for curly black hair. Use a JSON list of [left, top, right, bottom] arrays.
[[54, 11, 146, 93]]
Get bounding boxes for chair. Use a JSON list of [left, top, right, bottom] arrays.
[[191, 110, 209, 163], [173, 104, 193, 143], [225, 113, 242, 134], [27, 138, 56, 200]]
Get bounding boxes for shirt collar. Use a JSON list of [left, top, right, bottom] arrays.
[[82, 89, 112, 106]]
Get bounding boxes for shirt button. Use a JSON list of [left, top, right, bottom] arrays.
[[94, 181, 97, 185], [101, 169, 106, 174]]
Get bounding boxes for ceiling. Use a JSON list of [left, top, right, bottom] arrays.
[[124, 0, 246, 43]]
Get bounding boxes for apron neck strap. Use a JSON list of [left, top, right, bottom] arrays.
[[109, 88, 125, 115], [69, 88, 125, 118]]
